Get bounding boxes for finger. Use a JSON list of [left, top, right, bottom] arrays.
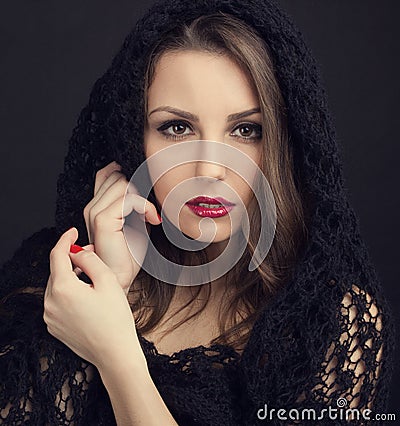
[[91, 178, 162, 228], [86, 172, 125, 243], [94, 161, 122, 196], [122, 194, 161, 225], [49, 227, 79, 281], [88, 177, 130, 225], [95, 192, 161, 227], [124, 182, 154, 228], [126, 180, 140, 196], [72, 245, 94, 275], [94, 170, 124, 204], [44, 275, 52, 300], [69, 249, 115, 289], [73, 266, 83, 276], [84, 212, 92, 245]]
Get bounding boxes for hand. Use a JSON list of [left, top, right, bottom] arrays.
[[83, 161, 162, 295], [43, 227, 147, 369]]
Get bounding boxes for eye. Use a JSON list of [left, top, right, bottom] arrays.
[[157, 120, 193, 140], [156, 120, 262, 142], [231, 123, 262, 142]]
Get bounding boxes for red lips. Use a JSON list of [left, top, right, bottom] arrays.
[[185, 196, 235, 206], [185, 196, 235, 218]]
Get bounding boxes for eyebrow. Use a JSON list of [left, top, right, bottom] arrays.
[[148, 106, 261, 122]]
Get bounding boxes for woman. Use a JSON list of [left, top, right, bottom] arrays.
[[0, 0, 395, 425]]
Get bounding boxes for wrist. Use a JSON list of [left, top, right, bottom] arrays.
[[98, 354, 151, 394], [96, 344, 149, 377]]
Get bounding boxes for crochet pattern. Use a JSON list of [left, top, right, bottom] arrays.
[[0, 0, 395, 424]]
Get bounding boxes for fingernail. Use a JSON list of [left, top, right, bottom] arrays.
[[70, 244, 84, 253], [157, 213, 162, 223]]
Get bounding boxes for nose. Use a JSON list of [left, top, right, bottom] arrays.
[[195, 141, 226, 181]]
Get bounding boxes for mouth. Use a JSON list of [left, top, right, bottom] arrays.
[[185, 196, 235, 218]]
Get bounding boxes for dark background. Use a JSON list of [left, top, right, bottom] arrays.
[[0, 0, 398, 414]]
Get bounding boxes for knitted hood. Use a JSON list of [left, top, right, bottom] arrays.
[[0, 0, 395, 425]]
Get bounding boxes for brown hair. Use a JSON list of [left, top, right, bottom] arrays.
[[129, 12, 309, 353]]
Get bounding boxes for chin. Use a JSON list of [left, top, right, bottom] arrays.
[[180, 224, 232, 244], [174, 210, 238, 244]]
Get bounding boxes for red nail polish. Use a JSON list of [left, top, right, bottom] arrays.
[[70, 244, 84, 253], [157, 213, 162, 222]]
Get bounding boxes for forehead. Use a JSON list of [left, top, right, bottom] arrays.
[[147, 50, 259, 111]]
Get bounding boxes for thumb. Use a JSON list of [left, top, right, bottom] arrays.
[[60, 226, 79, 250], [49, 227, 79, 279]]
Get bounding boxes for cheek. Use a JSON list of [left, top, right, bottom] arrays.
[[152, 168, 186, 202], [243, 181, 255, 206], [230, 170, 255, 205], [153, 177, 168, 202]]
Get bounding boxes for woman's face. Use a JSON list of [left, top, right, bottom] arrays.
[[144, 50, 263, 248]]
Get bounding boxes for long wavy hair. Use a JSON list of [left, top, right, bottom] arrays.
[[128, 12, 310, 353]]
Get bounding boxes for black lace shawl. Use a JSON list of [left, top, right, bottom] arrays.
[[0, 0, 396, 424]]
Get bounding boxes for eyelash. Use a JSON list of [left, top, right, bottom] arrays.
[[156, 120, 262, 142]]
